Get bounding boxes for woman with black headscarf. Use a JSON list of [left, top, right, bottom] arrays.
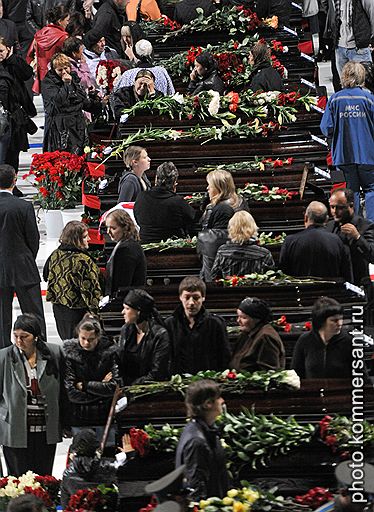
[[230, 297, 285, 372], [119, 289, 170, 385], [0, 313, 65, 476], [247, 40, 284, 92], [187, 52, 225, 95], [249, 41, 284, 92]]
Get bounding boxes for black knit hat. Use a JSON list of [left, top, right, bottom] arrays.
[[124, 289, 154, 317], [238, 297, 272, 322]]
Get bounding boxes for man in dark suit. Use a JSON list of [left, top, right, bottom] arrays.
[[0, 164, 45, 348], [326, 188, 374, 285], [279, 200, 353, 281]]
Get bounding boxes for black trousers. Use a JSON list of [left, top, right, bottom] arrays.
[[0, 284, 46, 349], [53, 303, 87, 340], [3, 432, 56, 476]]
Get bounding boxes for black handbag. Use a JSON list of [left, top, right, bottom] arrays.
[[197, 228, 228, 258], [0, 104, 10, 137], [11, 106, 38, 135]]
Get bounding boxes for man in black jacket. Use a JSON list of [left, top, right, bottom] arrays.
[[25, 0, 77, 34], [279, 200, 353, 281], [166, 276, 231, 375], [0, 165, 45, 348], [326, 188, 374, 285], [84, 0, 127, 57]]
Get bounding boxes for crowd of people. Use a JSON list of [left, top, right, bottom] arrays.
[[0, 0, 372, 510]]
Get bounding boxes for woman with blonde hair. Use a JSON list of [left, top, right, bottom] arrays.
[[118, 145, 151, 202], [105, 209, 146, 296], [210, 211, 275, 280], [198, 169, 249, 280]]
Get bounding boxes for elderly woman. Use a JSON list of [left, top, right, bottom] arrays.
[[320, 62, 374, 221], [111, 68, 163, 122], [175, 380, 229, 500], [118, 145, 151, 202], [119, 289, 170, 385], [248, 41, 284, 92], [187, 52, 225, 95], [43, 221, 103, 340], [0, 314, 64, 476], [63, 315, 121, 441], [292, 297, 353, 378], [199, 169, 248, 281], [134, 161, 197, 243], [41, 52, 101, 153], [230, 297, 285, 372], [120, 22, 145, 67], [210, 211, 275, 280], [105, 209, 146, 296], [114, 39, 175, 95]]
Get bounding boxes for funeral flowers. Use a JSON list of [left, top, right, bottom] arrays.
[[0, 472, 59, 511], [23, 151, 88, 210]]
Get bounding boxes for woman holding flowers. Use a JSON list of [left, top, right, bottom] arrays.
[[0, 313, 65, 476], [43, 221, 103, 340], [175, 380, 229, 500]]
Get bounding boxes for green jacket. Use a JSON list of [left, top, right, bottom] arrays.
[[44, 245, 102, 311]]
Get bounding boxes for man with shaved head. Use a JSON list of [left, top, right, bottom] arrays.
[[279, 200, 353, 281]]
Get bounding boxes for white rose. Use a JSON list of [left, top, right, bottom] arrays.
[[207, 90, 220, 116], [172, 92, 185, 104], [281, 369, 300, 389]]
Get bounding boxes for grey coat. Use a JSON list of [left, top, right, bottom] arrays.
[[0, 344, 63, 448]]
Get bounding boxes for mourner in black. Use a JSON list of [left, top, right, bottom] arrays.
[[119, 289, 170, 385], [187, 52, 224, 95], [175, 380, 229, 500], [326, 188, 374, 285], [166, 277, 231, 375], [279, 201, 353, 281]]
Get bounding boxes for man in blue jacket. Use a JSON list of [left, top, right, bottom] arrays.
[[320, 61, 374, 221]]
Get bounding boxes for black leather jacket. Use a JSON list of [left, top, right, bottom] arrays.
[[175, 418, 229, 500], [26, 0, 77, 34], [61, 456, 118, 509], [119, 321, 170, 385], [63, 336, 121, 426], [187, 69, 225, 95]]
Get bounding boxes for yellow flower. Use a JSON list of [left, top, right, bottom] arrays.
[[223, 497, 233, 505], [233, 501, 245, 512], [227, 489, 239, 498], [243, 489, 260, 504], [199, 500, 209, 508]]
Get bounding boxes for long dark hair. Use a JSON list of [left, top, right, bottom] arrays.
[[13, 314, 59, 378]]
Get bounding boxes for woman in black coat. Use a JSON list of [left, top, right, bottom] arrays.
[[187, 52, 225, 95], [292, 297, 353, 379], [134, 161, 197, 243], [175, 380, 229, 500], [248, 41, 284, 92], [41, 52, 99, 154], [104, 209, 146, 296], [199, 169, 249, 281], [119, 289, 170, 385], [0, 37, 36, 172], [63, 315, 121, 441]]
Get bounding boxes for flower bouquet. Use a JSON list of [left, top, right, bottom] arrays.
[[96, 59, 127, 94], [196, 485, 302, 512], [23, 151, 87, 210], [0, 472, 60, 511], [65, 484, 118, 511]]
